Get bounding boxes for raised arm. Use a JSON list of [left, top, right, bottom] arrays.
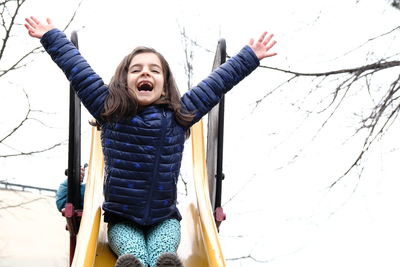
[[24, 16, 108, 124], [181, 31, 277, 126]]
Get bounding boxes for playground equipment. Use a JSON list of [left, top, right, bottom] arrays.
[[63, 32, 228, 266], [206, 39, 227, 231], [63, 30, 84, 266]]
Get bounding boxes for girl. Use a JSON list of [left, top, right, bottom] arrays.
[[25, 16, 277, 267]]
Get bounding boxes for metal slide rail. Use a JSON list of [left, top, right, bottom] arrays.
[[206, 39, 227, 230], [64, 30, 83, 266]]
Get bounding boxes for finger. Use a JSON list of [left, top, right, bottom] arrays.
[[25, 17, 36, 28], [24, 23, 32, 31], [46, 17, 52, 25], [258, 31, 267, 43], [249, 38, 254, 46], [30, 16, 40, 25], [265, 40, 277, 51], [265, 52, 277, 58], [262, 33, 274, 46]]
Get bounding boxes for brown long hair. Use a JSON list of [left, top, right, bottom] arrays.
[[101, 47, 194, 133]]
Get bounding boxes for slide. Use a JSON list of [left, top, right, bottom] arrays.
[[71, 120, 226, 267]]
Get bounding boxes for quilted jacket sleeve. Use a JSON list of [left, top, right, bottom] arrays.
[[40, 28, 108, 124], [181, 45, 259, 127]]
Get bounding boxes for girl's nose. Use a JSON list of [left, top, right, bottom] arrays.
[[141, 68, 151, 76]]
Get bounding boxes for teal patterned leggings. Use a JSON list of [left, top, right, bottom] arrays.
[[108, 219, 181, 267]]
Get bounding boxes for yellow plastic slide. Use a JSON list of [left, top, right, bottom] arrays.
[[71, 120, 226, 267]]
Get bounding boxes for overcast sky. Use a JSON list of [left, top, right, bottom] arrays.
[[1, 0, 400, 266]]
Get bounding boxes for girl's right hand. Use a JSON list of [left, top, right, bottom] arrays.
[[248, 31, 277, 61], [24, 16, 55, 39]]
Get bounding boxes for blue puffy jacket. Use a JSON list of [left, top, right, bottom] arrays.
[[41, 29, 259, 226]]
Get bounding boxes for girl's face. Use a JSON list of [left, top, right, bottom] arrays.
[[127, 52, 165, 107]]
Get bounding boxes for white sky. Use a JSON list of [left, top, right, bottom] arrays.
[[1, 0, 400, 266]]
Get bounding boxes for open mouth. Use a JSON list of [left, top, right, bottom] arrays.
[[137, 81, 154, 92]]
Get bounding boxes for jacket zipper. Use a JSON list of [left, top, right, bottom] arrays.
[[144, 108, 167, 224]]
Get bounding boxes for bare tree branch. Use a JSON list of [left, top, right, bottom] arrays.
[[222, 174, 256, 207], [0, 0, 84, 160], [0, 87, 67, 157], [61, 0, 83, 32], [0, 0, 26, 61], [178, 22, 214, 54], [0, 88, 30, 143], [252, 25, 400, 187], [226, 241, 306, 265], [178, 173, 188, 196], [226, 254, 269, 264], [0, 0, 19, 7], [252, 75, 297, 111], [178, 24, 194, 90], [0, 141, 65, 158], [389, 0, 400, 10], [258, 60, 400, 77], [335, 25, 400, 59], [329, 75, 400, 185], [0, 0, 84, 78], [0, 46, 43, 77]]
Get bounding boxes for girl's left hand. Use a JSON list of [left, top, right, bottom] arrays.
[[24, 16, 55, 39], [249, 32, 277, 60]]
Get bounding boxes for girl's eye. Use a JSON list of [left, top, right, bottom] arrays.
[[152, 69, 160, 73]]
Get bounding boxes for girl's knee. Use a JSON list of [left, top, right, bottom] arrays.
[[147, 219, 181, 266], [107, 222, 148, 264]]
